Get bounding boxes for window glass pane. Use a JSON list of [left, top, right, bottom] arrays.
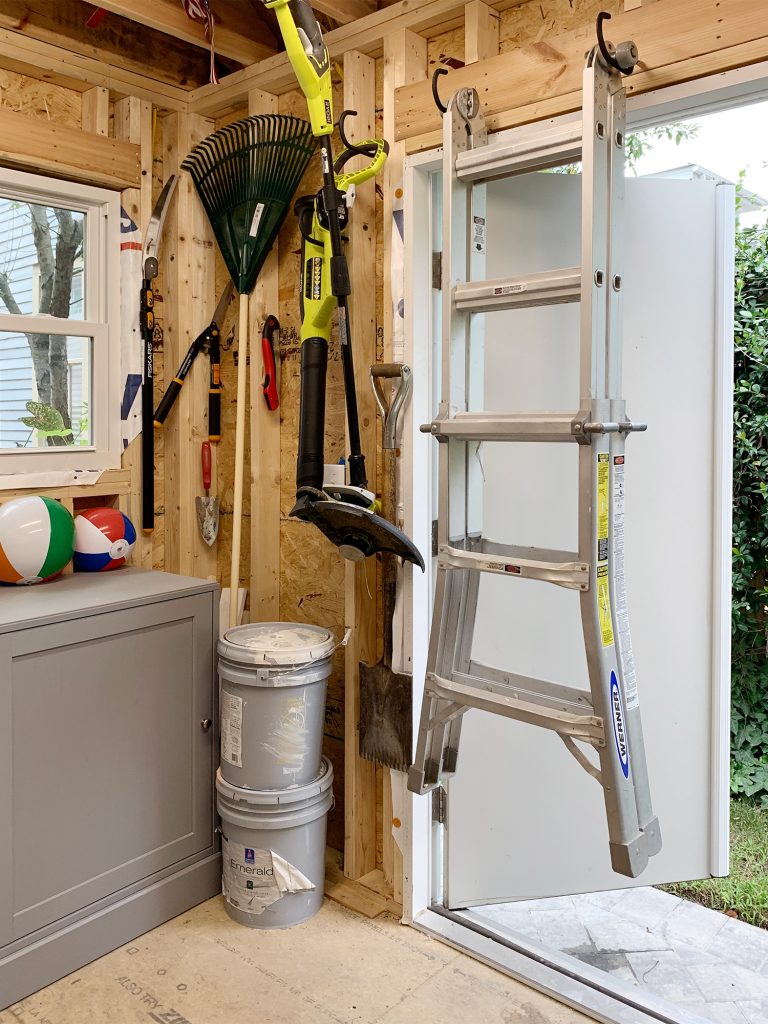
[[0, 197, 86, 320], [0, 332, 92, 450]]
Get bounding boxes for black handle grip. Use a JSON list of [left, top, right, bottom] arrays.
[[209, 385, 221, 441], [153, 378, 182, 428], [296, 336, 327, 494]]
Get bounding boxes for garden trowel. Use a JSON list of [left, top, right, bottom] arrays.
[[196, 441, 219, 546]]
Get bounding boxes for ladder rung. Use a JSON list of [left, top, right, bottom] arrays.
[[422, 411, 578, 443], [426, 672, 604, 744], [438, 544, 589, 591], [454, 268, 581, 313], [455, 121, 582, 183], [464, 661, 594, 716]]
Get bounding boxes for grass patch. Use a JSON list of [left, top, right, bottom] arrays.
[[661, 799, 768, 929]]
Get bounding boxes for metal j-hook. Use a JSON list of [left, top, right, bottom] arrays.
[[596, 12, 638, 76], [432, 68, 449, 114]]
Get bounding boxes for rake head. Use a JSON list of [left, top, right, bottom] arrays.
[[182, 114, 317, 294]]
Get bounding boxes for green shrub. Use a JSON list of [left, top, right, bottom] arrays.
[[731, 222, 768, 804]]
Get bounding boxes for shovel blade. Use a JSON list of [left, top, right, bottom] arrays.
[[359, 660, 412, 771], [195, 496, 220, 546]]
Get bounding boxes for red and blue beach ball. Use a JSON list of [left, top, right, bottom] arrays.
[[73, 508, 136, 572]]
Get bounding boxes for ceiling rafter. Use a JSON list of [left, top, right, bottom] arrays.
[[312, 0, 376, 25], [89, 0, 277, 65]]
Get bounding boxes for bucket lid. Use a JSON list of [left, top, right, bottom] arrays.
[[216, 757, 334, 807], [219, 622, 335, 667]]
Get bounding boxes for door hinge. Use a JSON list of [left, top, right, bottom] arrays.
[[432, 251, 442, 290], [432, 786, 447, 824], [431, 520, 438, 558]]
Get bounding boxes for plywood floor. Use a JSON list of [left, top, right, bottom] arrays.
[[1, 897, 591, 1024]]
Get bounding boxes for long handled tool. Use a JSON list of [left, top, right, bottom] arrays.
[[140, 175, 178, 533], [359, 364, 414, 770], [264, 0, 423, 571], [182, 114, 317, 627], [153, 281, 233, 441]]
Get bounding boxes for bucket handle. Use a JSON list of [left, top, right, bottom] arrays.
[[250, 627, 352, 678]]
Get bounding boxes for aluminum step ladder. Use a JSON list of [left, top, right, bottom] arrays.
[[408, 25, 662, 878]]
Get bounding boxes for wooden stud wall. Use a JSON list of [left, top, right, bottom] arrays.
[[161, 112, 217, 580], [342, 49, 379, 881], [1, 0, 766, 911]]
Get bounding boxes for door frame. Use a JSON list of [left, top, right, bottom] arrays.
[[398, 57, 760, 1023]]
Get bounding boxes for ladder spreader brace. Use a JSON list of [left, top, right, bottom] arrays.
[[408, 17, 662, 878]]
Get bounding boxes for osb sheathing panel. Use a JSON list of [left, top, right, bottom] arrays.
[[0, 68, 80, 125]]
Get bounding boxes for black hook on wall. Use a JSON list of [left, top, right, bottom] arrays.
[[432, 68, 449, 114], [596, 12, 638, 76]]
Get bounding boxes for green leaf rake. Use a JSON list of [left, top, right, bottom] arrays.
[[182, 114, 317, 626]]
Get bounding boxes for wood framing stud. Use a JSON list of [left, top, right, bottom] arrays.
[[162, 111, 218, 581], [0, 107, 139, 189], [311, 0, 376, 24], [343, 49, 378, 882], [464, 0, 500, 63], [248, 88, 281, 623], [82, 87, 110, 135], [379, 26, 427, 897], [116, 95, 154, 570]]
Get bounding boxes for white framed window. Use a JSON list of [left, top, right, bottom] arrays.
[[0, 167, 120, 473]]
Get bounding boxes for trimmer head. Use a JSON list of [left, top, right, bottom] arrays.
[[291, 490, 425, 569]]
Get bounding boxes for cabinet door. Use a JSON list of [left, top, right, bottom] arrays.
[[0, 592, 215, 941]]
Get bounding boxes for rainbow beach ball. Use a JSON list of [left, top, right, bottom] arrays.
[[74, 508, 136, 572], [0, 495, 75, 585]]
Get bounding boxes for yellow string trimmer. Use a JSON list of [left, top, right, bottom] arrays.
[[265, 0, 424, 569]]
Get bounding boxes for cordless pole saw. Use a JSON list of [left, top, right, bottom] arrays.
[[264, 0, 424, 570]]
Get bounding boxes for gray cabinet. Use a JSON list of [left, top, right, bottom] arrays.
[[0, 569, 221, 1009]]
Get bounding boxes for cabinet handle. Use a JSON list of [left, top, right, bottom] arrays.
[[201, 718, 213, 732]]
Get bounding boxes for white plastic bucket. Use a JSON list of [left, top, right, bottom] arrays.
[[216, 758, 333, 929], [218, 622, 334, 789]]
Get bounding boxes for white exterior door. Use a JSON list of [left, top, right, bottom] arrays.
[[441, 172, 733, 907]]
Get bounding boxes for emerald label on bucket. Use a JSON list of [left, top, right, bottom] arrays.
[[221, 837, 315, 916]]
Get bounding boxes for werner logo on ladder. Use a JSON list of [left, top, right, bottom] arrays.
[[409, 14, 662, 878]]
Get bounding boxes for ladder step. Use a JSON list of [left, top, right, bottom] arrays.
[[438, 543, 589, 591], [422, 410, 578, 443], [454, 268, 581, 313], [463, 661, 595, 716], [425, 672, 604, 744], [455, 120, 582, 183]]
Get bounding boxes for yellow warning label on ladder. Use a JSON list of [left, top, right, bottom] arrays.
[[597, 564, 615, 647], [597, 453, 610, 562]]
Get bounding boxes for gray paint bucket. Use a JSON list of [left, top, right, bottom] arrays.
[[216, 758, 333, 929], [218, 622, 334, 789]]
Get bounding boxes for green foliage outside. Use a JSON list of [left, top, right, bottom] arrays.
[[731, 218, 768, 805], [18, 399, 89, 448], [623, 124, 768, 808]]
